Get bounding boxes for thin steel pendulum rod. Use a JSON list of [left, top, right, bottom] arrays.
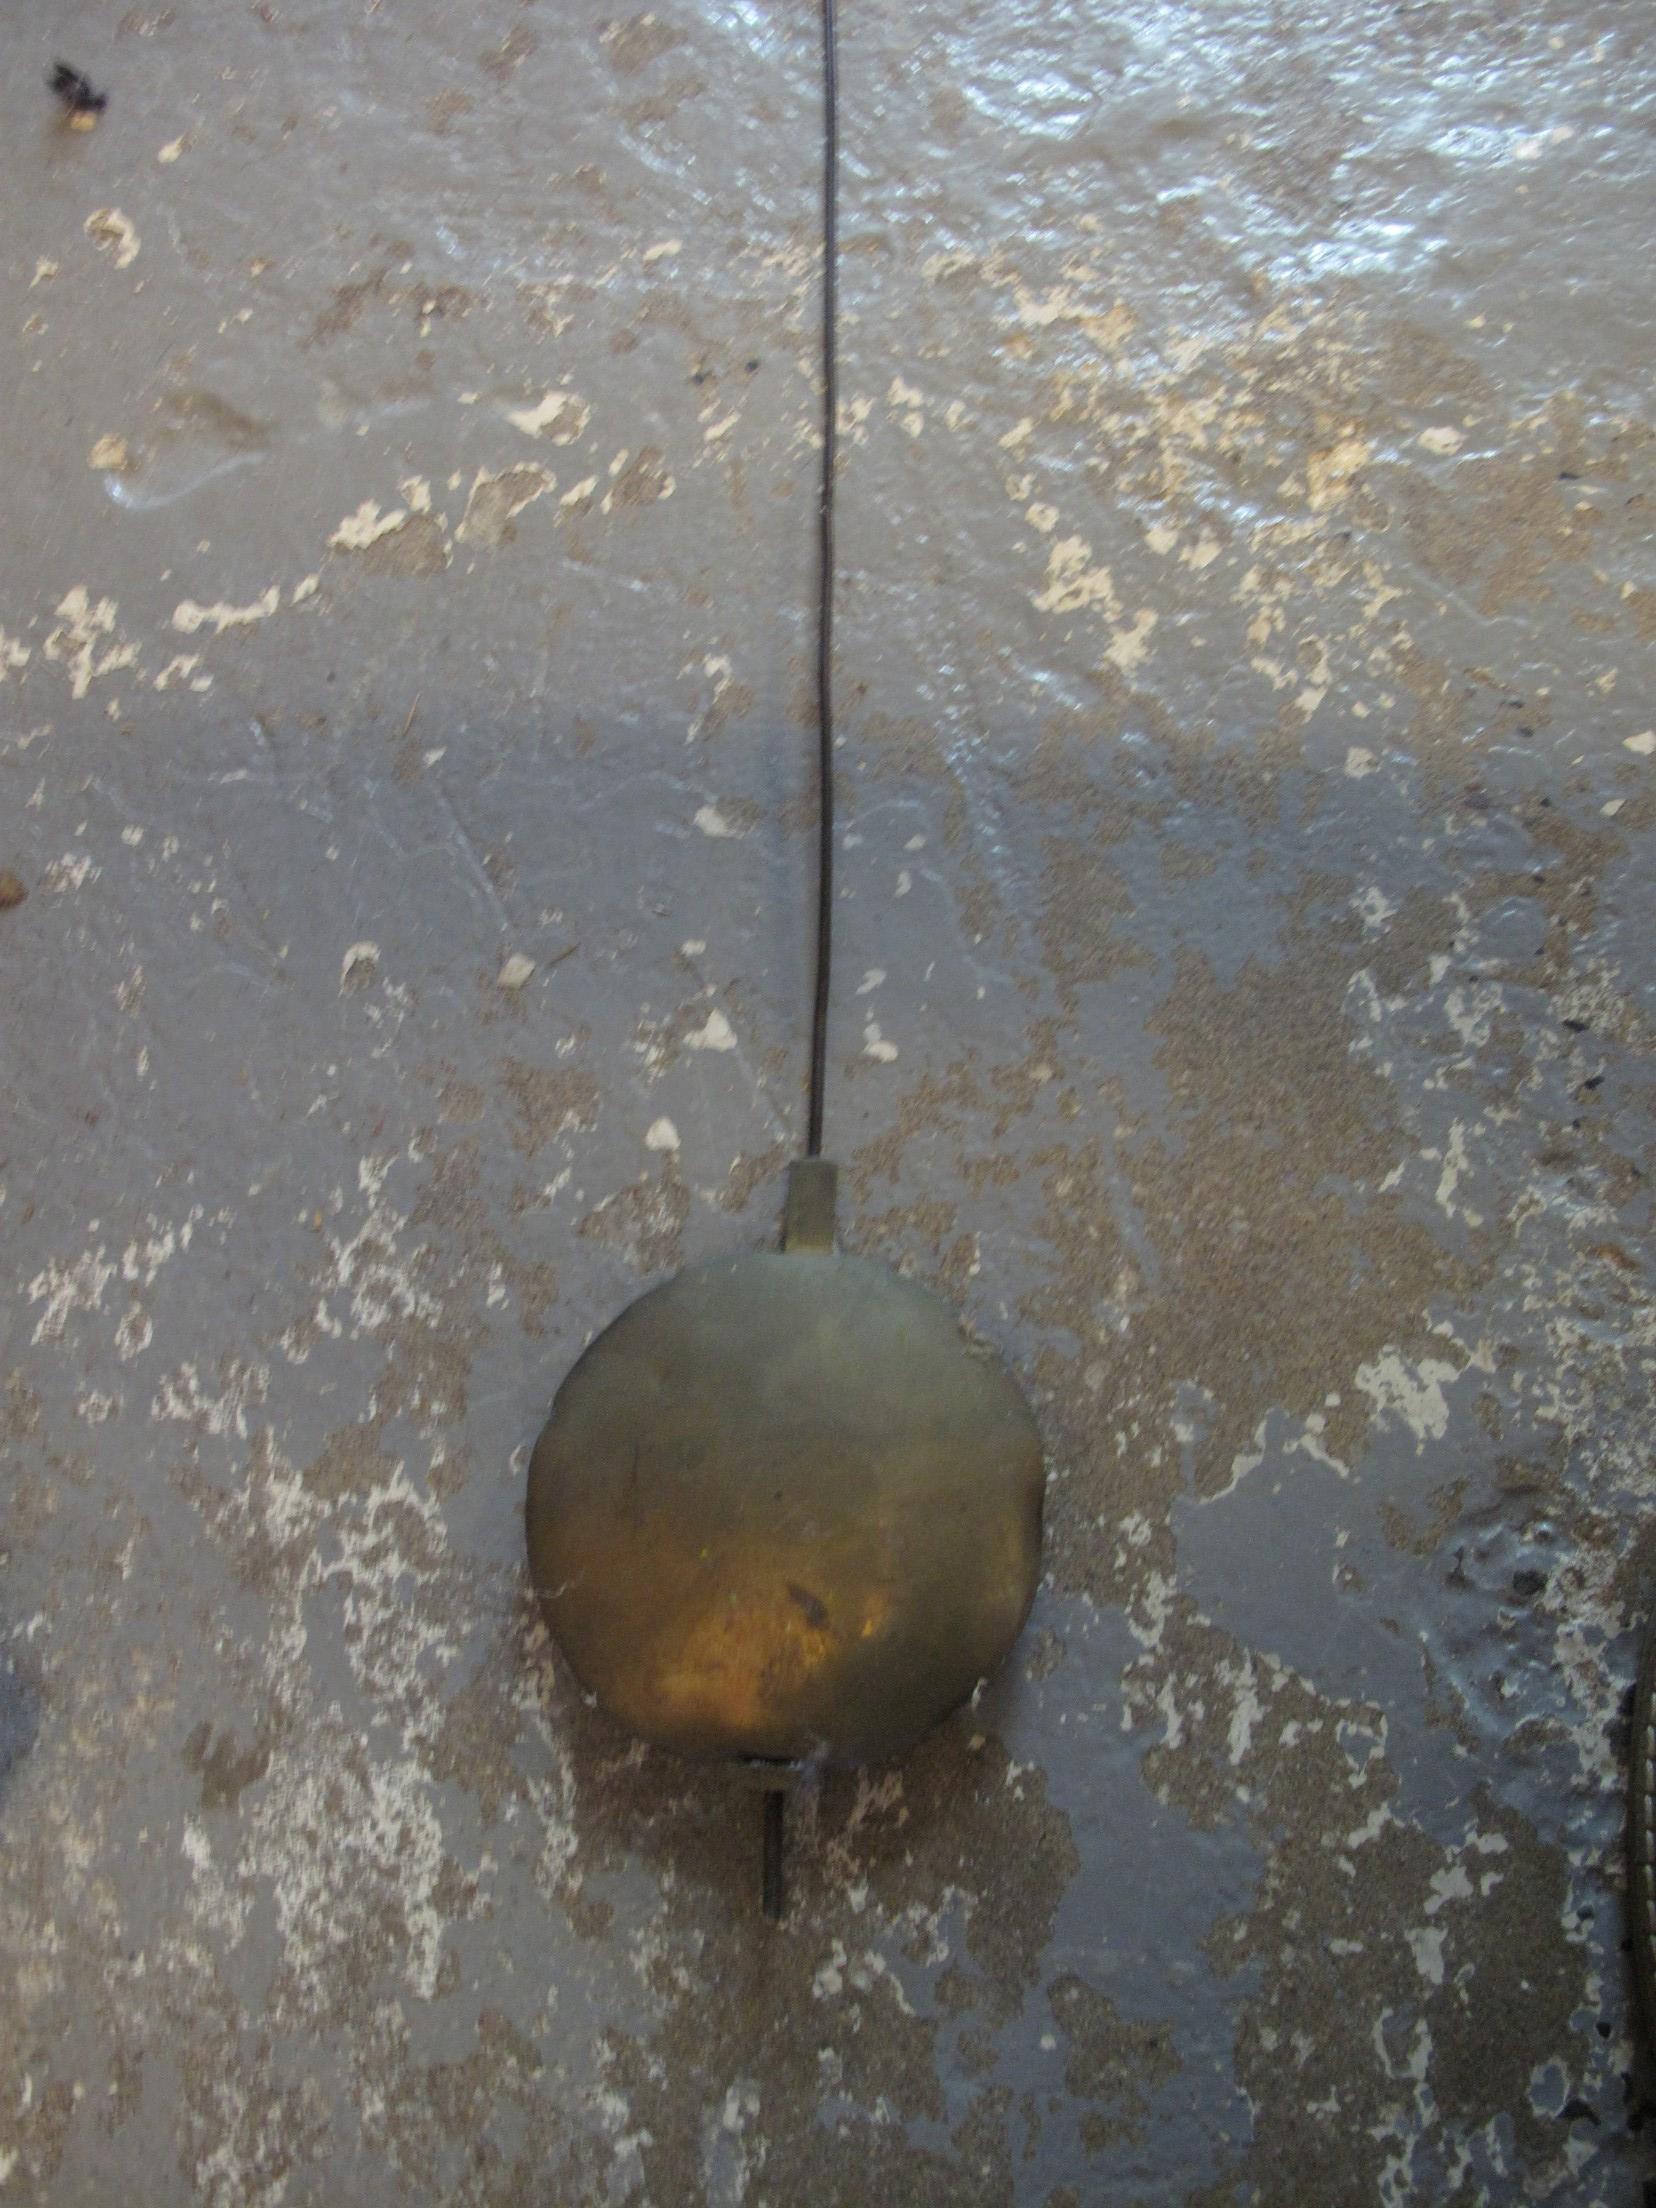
[[805, 0, 839, 1162], [761, 0, 839, 1926]]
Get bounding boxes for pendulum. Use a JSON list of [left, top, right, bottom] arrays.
[[525, 0, 1045, 1919]]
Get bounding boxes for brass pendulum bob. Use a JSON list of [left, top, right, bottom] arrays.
[[525, 1159, 1044, 1916]]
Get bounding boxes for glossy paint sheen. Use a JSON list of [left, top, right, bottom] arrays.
[[1, 2, 1653, 2201]]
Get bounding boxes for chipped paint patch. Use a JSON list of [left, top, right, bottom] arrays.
[[330, 501, 415, 552], [1354, 1348, 1462, 1445], [328, 501, 449, 577], [29, 1247, 116, 1344], [505, 389, 591, 443], [456, 464, 555, 547], [684, 1009, 736, 1052], [340, 941, 381, 992], [172, 587, 281, 635], [84, 208, 140, 269], [1032, 537, 1119, 617], [152, 1357, 269, 1439], [152, 654, 208, 692], [43, 588, 139, 698], [41, 852, 96, 894], [600, 448, 674, 513], [1432, 1122, 1483, 1225], [1011, 280, 1135, 356], [1304, 431, 1371, 510], [87, 434, 136, 473], [887, 374, 925, 437], [1105, 607, 1158, 674]]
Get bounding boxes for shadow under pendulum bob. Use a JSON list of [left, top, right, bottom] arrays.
[[524, 1158, 1045, 1915]]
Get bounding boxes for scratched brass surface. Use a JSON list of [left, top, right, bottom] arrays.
[[527, 1244, 1043, 1767]]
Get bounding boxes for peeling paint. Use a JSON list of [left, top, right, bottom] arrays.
[[505, 389, 591, 443], [171, 587, 281, 635], [83, 208, 140, 269], [4, 4, 1653, 2199]]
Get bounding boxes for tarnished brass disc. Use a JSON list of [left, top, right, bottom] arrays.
[[526, 1191, 1043, 1770]]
